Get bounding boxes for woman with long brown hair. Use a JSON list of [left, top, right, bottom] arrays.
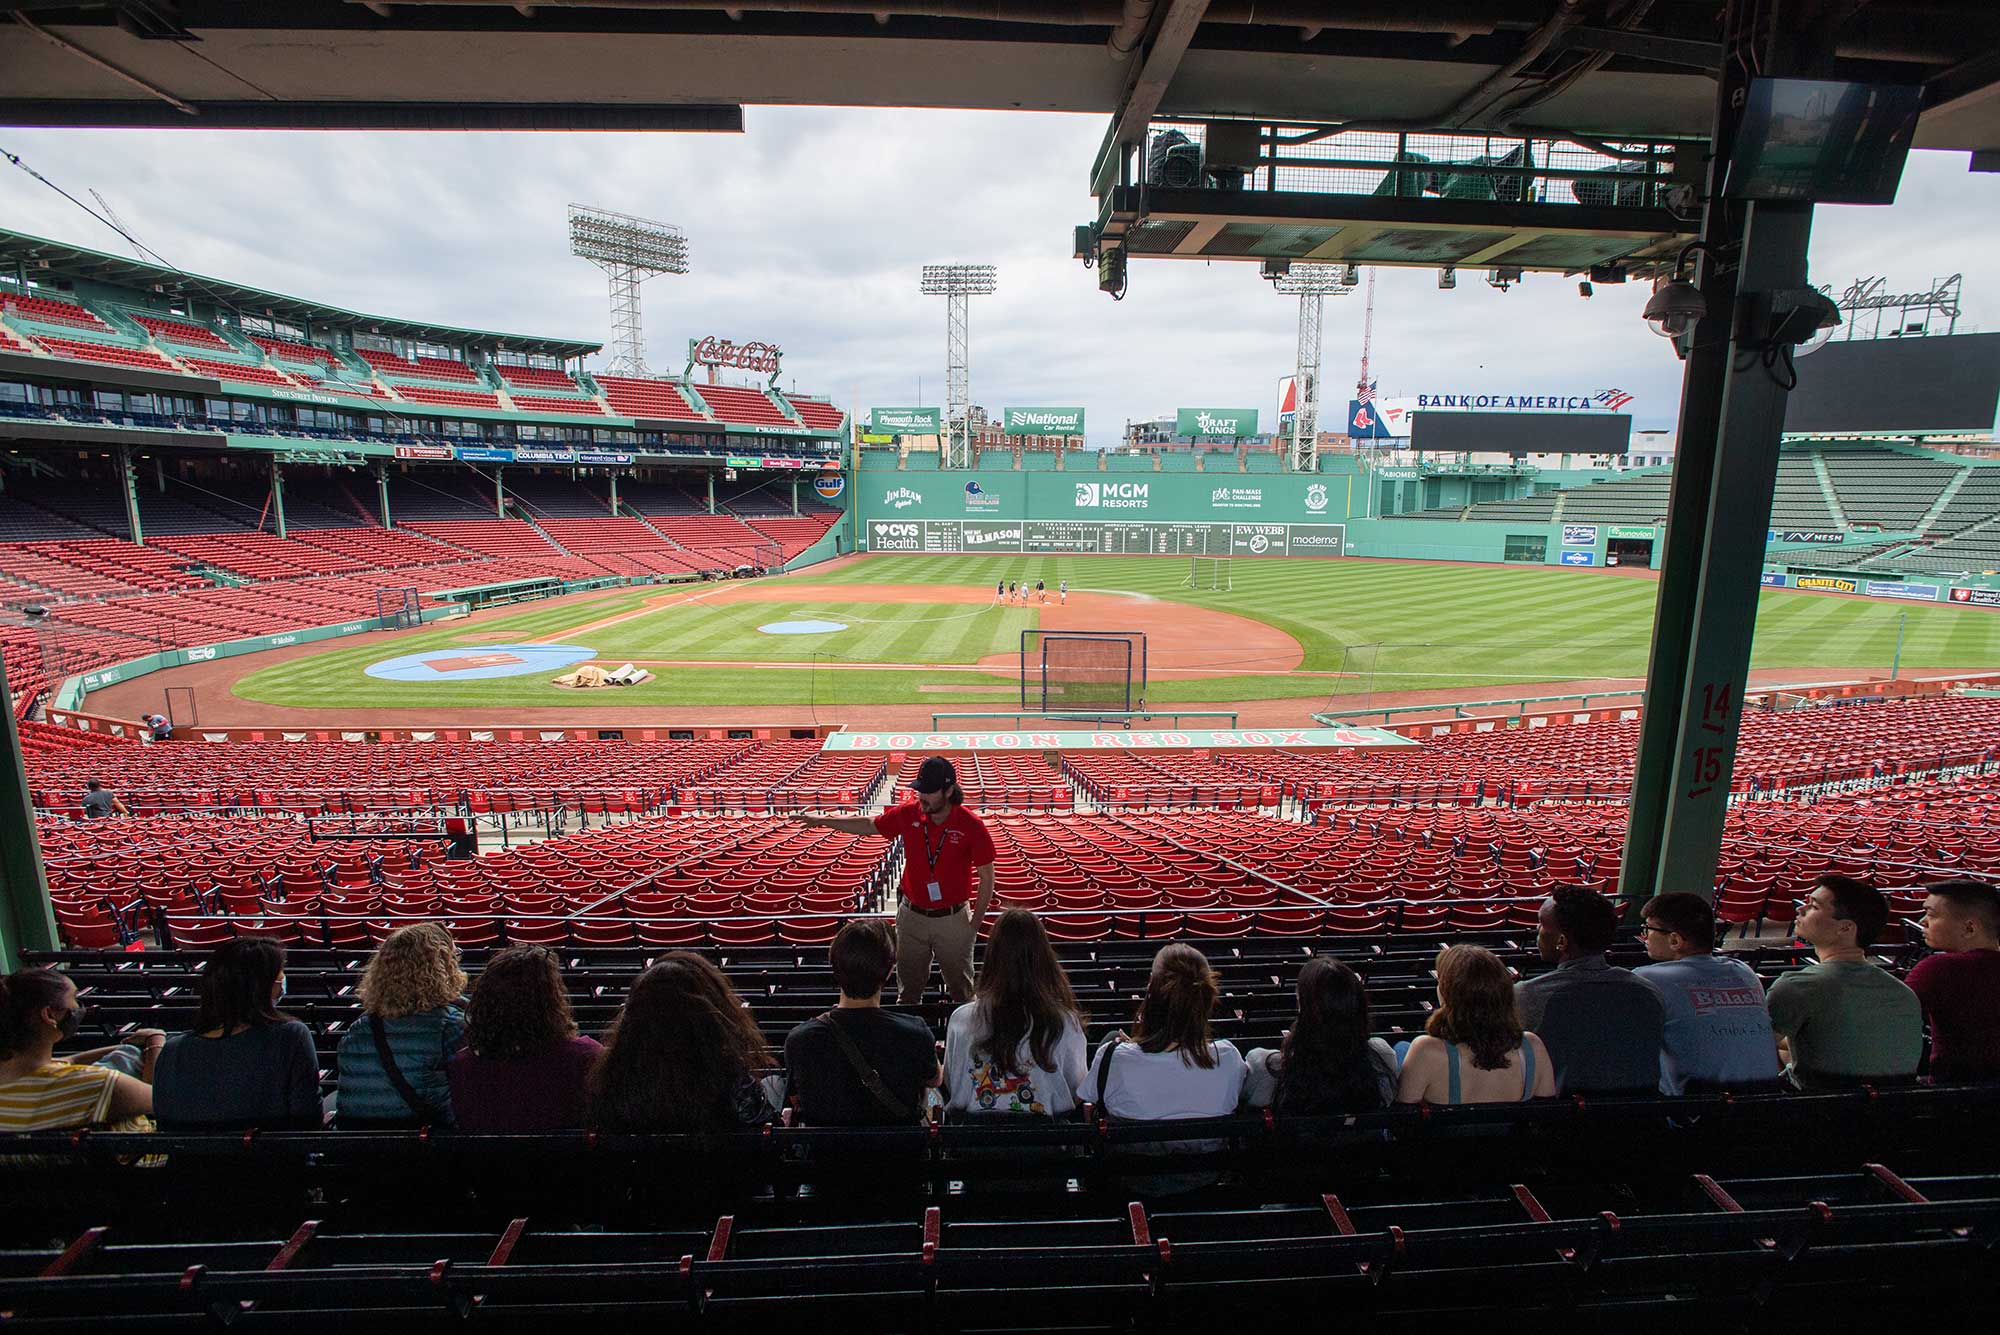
[[1075, 943, 1246, 1120], [944, 909, 1086, 1117], [1245, 957, 1397, 1115], [448, 945, 603, 1132], [1395, 944, 1555, 1104], [588, 952, 777, 1132]]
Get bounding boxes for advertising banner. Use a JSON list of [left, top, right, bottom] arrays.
[[1002, 406, 1085, 436], [1206, 484, 1266, 511], [1950, 587, 2000, 606], [576, 451, 634, 465], [394, 444, 454, 460], [1796, 576, 1858, 593], [1864, 580, 1942, 602], [1770, 529, 1846, 544], [1561, 524, 1600, 546], [454, 446, 514, 463], [1559, 550, 1598, 566], [868, 518, 1343, 558], [513, 446, 577, 463], [725, 455, 763, 468], [813, 475, 847, 501], [1177, 408, 1260, 438], [1347, 399, 1400, 439], [1761, 572, 1791, 587], [869, 407, 941, 435], [1607, 525, 1656, 540]]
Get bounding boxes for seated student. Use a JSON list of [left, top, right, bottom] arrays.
[[1906, 878, 2000, 1081], [943, 908, 1087, 1118], [1767, 875, 1923, 1087], [333, 923, 468, 1127], [449, 945, 603, 1132], [589, 952, 775, 1132], [1076, 944, 1248, 1120], [1245, 958, 1397, 1114], [154, 938, 324, 1130], [1632, 893, 1782, 1094], [1514, 885, 1665, 1094], [783, 920, 941, 1125], [1397, 945, 1556, 1105], [0, 968, 154, 1132]]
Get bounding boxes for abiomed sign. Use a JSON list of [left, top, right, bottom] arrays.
[[1003, 407, 1085, 436], [825, 726, 1413, 753]]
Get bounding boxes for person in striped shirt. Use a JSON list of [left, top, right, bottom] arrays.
[[0, 968, 156, 1132]]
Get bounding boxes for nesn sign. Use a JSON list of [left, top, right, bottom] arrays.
[[1559, 550, 1597, 566]]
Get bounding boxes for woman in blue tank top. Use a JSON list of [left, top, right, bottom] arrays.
[[1395, 945, 1555, 1105]]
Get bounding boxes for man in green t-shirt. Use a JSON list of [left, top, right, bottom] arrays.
[[1766, 875, 1922, 1087]]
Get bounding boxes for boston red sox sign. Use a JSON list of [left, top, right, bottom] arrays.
[[691, 337, 781, 375]]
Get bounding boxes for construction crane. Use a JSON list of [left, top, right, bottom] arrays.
[[89, 188, 154, 262], [1355, 267, 1378, 402]]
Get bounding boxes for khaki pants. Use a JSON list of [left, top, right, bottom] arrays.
[[895, 900, 975, 1004]]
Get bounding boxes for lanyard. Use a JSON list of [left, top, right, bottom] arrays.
[[919, 815, 949, 870]]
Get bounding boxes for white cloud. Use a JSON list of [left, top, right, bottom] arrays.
[[1, 113, 1994, 446]]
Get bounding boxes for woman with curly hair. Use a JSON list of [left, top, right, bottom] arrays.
[[1395, 944, 1554, 1105], [334, 923, 468, 1127], [448, 946, 602, 1132], [588, 952, 777, 1133]]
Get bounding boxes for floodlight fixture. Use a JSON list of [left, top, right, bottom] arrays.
[[1271, 263, 1353, 474], [920, 264, 999, 467], [920, 264, 998, 296], [568, 203, 689, 377]]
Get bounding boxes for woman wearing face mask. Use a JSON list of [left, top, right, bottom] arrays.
[[0, 968, 156, 1131], [153, 939, 325, 1131]]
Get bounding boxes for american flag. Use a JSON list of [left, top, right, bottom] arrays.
[[1595, 387, 1634, 411], [1356, 379, 1377, 404]]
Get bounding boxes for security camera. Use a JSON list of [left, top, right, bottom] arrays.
[[1642, 275, 1707, 340], [1486, 266, 1522, 292], [1438, 267, 1457, 290], [1578, 281, 1594, 299]]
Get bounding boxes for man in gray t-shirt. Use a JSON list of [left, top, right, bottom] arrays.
[[79, 780, 127, 819], [1515, 886, 1665, 1094], [1631, 893, 1781, 1094], [1766, 876, 1921, 1085]]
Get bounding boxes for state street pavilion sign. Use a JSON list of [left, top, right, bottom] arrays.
[[870, 406, 942, 435], [1176, 408, 1259, 439], [1002, 406, 1086, 436]]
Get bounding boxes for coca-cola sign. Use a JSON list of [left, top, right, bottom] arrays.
[[691, 337, 781, 374]]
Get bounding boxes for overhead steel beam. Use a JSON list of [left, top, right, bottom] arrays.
[[0, 99, 746, 131], [1549, 24, 1723, 73], [1091, 0, 1211, 202]]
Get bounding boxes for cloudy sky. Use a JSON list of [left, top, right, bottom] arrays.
[[2, 109, 1995, 447]]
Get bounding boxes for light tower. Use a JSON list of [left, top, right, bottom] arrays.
[[920, 264, 997, 468], [568, 204, 689, 377], [1271, 263, 1355, 473]]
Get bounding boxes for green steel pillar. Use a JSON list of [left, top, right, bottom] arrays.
[[495, 467, 506, 518], [0, 649, 56, 970], [1621, 0, 1841, 909], [118, 446, 144, 545], [792, 477, 800, 517], [707, 471, 716, 515], [270, 457, 288, 539], [609, 472, 620, 513], [376, 463, 392, 528]]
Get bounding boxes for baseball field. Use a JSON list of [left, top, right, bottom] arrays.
[[221, 554, 2000, 714]]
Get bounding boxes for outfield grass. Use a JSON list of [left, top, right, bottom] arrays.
[[232, 555, 2000, 711]]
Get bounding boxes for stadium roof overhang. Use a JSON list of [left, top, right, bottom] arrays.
[[0, 228, 603, 357], [0, 3, 1990, 152]]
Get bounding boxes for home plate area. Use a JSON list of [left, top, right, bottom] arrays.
[[363, 644, 599, 681]]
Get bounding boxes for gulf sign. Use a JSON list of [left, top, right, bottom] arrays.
[[813, 474, 846, 500]]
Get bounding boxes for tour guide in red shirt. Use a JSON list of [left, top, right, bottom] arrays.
[[796, 756, 996, 1004]]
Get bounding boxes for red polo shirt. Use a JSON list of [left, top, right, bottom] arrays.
[[874, 801, 995, 909]]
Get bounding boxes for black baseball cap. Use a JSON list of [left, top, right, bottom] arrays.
[[911, 756, 957, 794]]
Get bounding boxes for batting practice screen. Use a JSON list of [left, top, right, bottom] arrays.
[[1021, 630, 1147, 712]]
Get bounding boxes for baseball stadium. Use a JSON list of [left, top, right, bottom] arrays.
[[4, 4, 2000, 1329]]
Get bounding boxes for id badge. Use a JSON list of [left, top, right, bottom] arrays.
[[926, 880, 943, 905]]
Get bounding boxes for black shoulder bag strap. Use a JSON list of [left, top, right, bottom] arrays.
[[1093, 1038, 1122, 1123], [370, 1016, 441, 1125], [820, 1011, 920, 1123]]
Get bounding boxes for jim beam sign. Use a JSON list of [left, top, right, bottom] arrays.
[[688, 336, 782, 380]]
